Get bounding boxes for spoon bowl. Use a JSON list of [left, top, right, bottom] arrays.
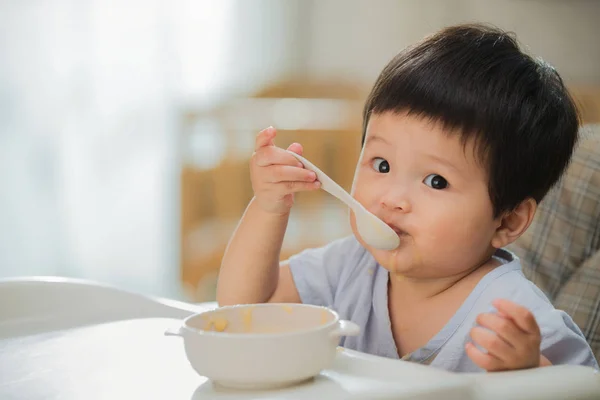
[[286, 150, 400, 250], [353, 202, 401, 251]]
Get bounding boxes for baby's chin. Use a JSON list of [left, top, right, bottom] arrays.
[[377, 256, 434, 281], [375, 251, 408, 273], [377, 259, 423, 282], [361, 241, 427, 277]]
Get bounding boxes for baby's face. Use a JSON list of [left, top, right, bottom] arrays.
[[350, 111, 501, 278]]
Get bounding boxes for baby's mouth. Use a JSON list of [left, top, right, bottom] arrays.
[[386, 223, 408, 237]]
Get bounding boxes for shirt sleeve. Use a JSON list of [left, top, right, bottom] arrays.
[[287, 235, 361, 308], [538, 309, 599, 370]]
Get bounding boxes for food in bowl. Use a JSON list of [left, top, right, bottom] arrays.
[[164, 303, 360, 389]]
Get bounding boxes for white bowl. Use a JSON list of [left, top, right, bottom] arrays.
[[164, 303, 360, 389]]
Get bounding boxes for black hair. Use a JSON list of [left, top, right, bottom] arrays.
[[362, 23, 579, 216]]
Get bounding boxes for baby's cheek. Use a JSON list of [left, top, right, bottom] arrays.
[[419, 218, 467, 260], [438, 215, 494, 264], [460, 217, 494, 245], [350, 164, 372, 197]]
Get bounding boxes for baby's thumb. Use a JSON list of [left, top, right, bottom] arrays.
[[286, 142, 303, 155]]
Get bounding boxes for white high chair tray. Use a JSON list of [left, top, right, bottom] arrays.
[[0, 277, 598, 400]]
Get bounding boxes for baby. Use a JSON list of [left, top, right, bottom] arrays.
[[216, 24, 599, 372]]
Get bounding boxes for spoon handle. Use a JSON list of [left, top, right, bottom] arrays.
[[286, 150, 360, 212]]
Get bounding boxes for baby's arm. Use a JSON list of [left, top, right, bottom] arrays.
[[217, 198, 300, 305], [216, 127, 320, 306]]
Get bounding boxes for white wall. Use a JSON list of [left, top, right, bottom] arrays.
[[303, 0, 600, 86]]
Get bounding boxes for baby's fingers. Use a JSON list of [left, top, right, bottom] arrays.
[[492, 299, 540, 336], [465, 342, 504, 371], [470, 326, 513, 362], [276, 180, 321, 193], [254, 146, 304, 168], [476, 313, 522, 349], [287, 142, 303, 156], [254, 126, 276, 150], [265, 165, 317, 184]]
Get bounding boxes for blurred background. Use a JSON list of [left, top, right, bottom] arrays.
[[1, 0, 599, 303]]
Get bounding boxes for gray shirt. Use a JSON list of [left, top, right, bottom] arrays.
[[288, 235, 599, 372]]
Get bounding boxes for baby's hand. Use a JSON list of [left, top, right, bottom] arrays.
[[250, 126, 320, 215], [466, 299, 541, 371]]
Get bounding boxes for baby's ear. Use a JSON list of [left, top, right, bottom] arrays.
[[491, 198, 537, 249]]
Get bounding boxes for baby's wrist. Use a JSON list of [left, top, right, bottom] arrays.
[[252, 196, 292, 218]]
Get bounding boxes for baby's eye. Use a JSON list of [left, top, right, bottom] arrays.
[[371, 158, 390, 173], [423, 174, 448, 189]]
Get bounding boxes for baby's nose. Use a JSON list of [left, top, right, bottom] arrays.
[[380, 188, 411, 212]]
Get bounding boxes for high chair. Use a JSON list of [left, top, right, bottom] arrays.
[[509, 123, 600, 361]]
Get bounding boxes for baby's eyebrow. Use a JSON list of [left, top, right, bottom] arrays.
[[365, 134, 391, 146], [424, 154, 463, 174]]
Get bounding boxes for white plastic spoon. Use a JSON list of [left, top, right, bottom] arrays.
[[286, 150, 400, 251]]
